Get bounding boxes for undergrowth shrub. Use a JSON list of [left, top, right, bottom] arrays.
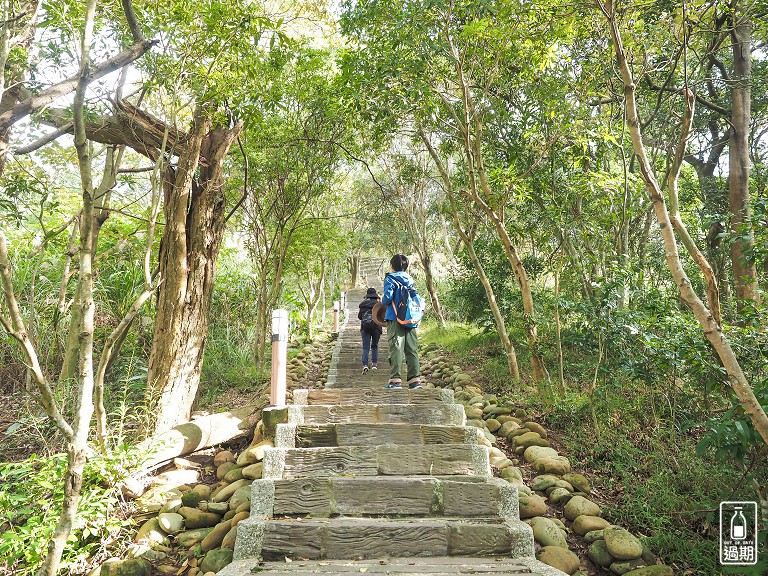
[[0, 448, 136, 576]]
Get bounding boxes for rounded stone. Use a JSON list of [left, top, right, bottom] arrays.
[[231, 511, 250, 526], [523, 421, 548, 438], [199, 549, 234, 573], [549, 487, 572, 505], [214, 450, 235, 467], [222, 526, 238, 550], [536, 546, 580, 575], [499, 421, 521, 436], [604, 527, 644, 560], [466, 418, 487, 429], [564, 496, 602, 521], [201, 520, 233, 552], [180, 491, 203, 508], [532, 456, 571, 475], [191, 484, 212, 500], [562, 473, 591, 494], [229, 485, 252, 511], [624, 567, 674, 576], [175, 527, 214, 547], [223, 467, 245, 483], [518, 493, 548, 518], [464, 406, 484, 419], [529, 517, 568, 548], [178, 506, 221, 529], [524, 446, 559, 464], [206, 501, 229, 514], [157, 513, 184, 535], [485, 418, 501, 433], [100, 558, 151, 576], [500, 467, 523, 481], [216, 462, 238, 480], [513, 431, 542, 447], [530, 474, 560, 491], [242, 462, 263, 479], [134, 518, 167, 546], [584, 529, 606, 543], [572, 514, 610, 535], [610, 559, 647, 575], [587, 540, 614, 567]]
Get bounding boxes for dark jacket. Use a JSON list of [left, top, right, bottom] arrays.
[[358, 296, 382, 335]]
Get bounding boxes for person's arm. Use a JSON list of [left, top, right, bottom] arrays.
[[381, 274, 395, 306]]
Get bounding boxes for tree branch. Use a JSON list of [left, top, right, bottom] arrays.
[[0, 39, 155, 134]]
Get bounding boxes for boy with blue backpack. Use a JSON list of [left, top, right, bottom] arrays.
[[380, 254, 424, 389]]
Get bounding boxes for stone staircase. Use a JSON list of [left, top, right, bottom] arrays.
[[219, 274, 565, 575]]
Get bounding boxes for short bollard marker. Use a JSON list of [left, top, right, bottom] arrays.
[[270, 308, 289, 406]]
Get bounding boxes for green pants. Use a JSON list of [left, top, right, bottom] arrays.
[[387, 321, 420, 383]]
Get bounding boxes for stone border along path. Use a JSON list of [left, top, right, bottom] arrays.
[[218, 285, 567, 576], [119, 256, 674, 576]]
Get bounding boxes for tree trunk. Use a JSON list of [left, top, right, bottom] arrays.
[[421, 251, 446, 327], [602, 2, 768, 445], [124, 404, 263, 496], [41, 3, 97, 572], [728, 1, 759, 310], [349, 252, 359, 289], [147, 107, 243, 434], [448, 196, 520, 380]]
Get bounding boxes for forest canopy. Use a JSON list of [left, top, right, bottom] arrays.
[[0, 0, 766, 575]]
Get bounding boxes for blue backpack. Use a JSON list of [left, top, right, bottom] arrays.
[[390, 277, 423, 329]]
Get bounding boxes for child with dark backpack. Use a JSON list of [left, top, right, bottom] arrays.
[[358, 287, 382, 374], [380, 254, 424, 389]]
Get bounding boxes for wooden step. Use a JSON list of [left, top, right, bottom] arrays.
[[291, 403, 466, 425], [248, 476, 518, 519], [219, 557, 563, 576], [262, 444, 490, 479], [232, 517, 534, 561], [293, 388, 454, 405], [275, 422, 478, 448]]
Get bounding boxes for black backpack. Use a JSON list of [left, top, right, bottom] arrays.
[[361, 307, 376, 331]]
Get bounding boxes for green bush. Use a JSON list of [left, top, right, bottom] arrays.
[[0, 449, 135, 575]]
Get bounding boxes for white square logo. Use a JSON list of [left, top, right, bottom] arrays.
[[720, 501, 758, 566]]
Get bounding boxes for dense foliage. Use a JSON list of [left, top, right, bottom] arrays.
[[0, 0, 766, 574]]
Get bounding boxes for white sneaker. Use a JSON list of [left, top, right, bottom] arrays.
[[361, 366, 369, 375], [371, 366, 378, 370]]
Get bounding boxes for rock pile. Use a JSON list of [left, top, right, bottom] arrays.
[[419, 343, 675, 576], [99, 339, 333, 576]]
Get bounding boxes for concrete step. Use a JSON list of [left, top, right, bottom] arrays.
[[293, 388, 454, 405], [220, 557, 564, 576], [275, 422, 477, 448], [262, 444, 490, 479], [232, 516, 534, 561], [248, 476, 517, 519], [288, 403, 466, 425]]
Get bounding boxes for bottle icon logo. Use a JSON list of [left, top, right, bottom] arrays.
[[730, 507, 747, 540], [720, 501, 758, 565]]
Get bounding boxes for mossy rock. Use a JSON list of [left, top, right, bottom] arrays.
[[536, 546, 580, 575], [604, 527, 644, 560], [564, 496, 601, 520], [176, 527, 214, 547], [587, 540, 614, 567], [100, 558, 152, 576], [199, 548, 234, 573], [624, 567, 674, 576]]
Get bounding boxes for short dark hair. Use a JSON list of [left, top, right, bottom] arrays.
[[390, 254, 408, 272]]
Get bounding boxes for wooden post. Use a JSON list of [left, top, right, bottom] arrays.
[[340, 291, 346, 315], [270, 308, 289, 406], [333, 300, 340, 333]]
